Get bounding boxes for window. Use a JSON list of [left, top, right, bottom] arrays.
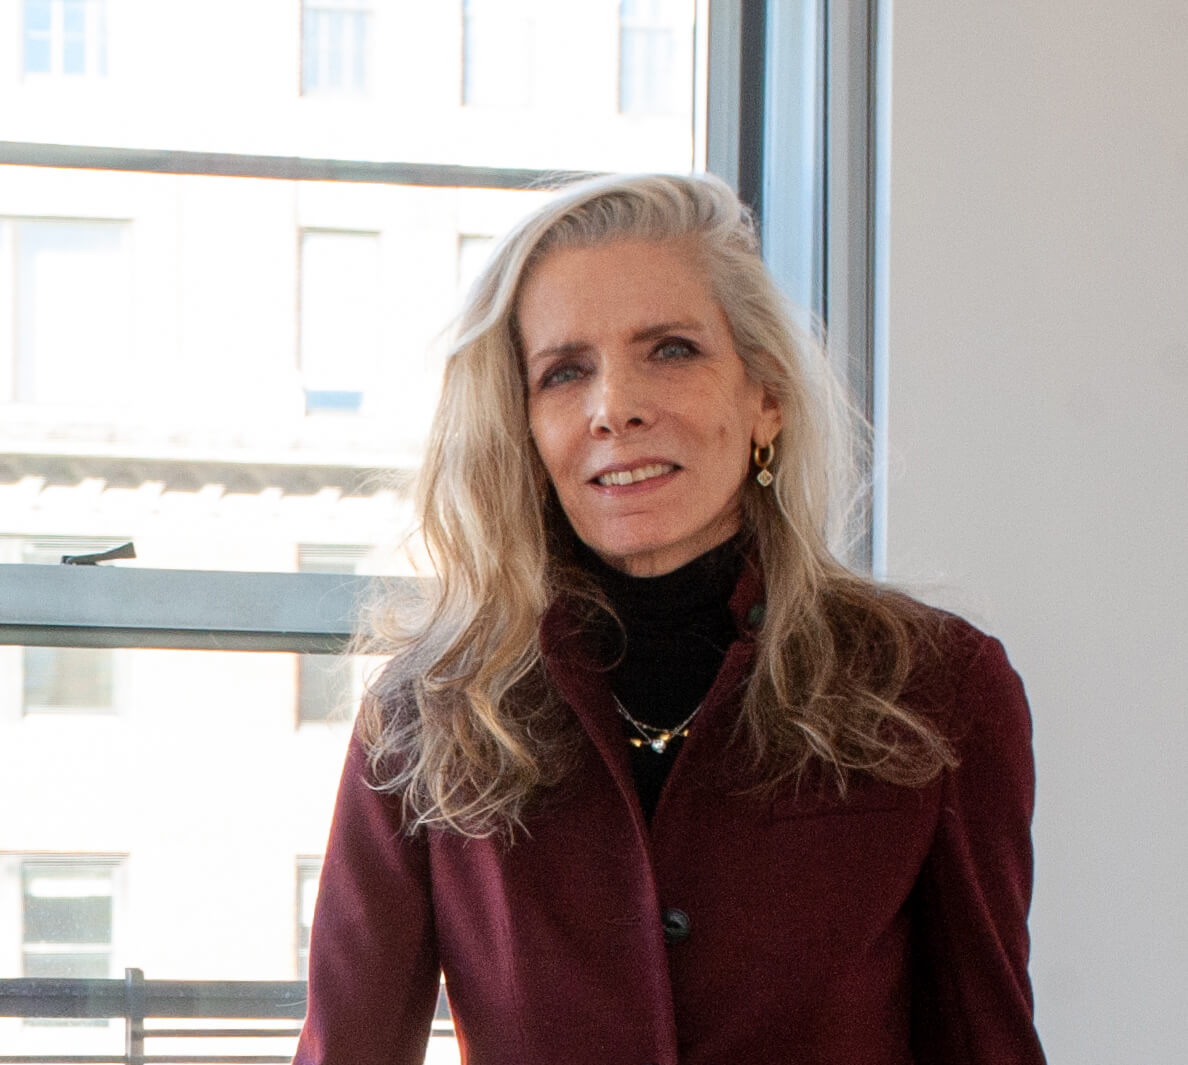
[[618, 0, 689, 115], [0, 219, 131, 406], [456, 234, 495, 299], [23, 0, 108, 78], [301, 0, 371, 96], [461, 0, 534, 109], [295, 858, 320, 980], [21, 858, 120, 980], [22, 646, 113, 714], [295, 546, 366, 723], [19, 541, 124, 715], [0, 4, 867, 1063], [298, 230, 381, 415]]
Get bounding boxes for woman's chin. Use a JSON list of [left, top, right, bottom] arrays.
[[585, 529, 736, 578]]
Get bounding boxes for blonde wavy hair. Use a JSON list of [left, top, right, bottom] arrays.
[[359, 172, 954, 836]]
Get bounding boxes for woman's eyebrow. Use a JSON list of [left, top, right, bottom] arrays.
[[630, 319, 704, 343], [527, 320, 706, 365], [526, 340, 590, 365]]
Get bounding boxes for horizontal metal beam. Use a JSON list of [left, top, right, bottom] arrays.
[[0, 1056, 293, 1064], [0, 565, 402, 651], [0, 141, 587, 189], [0, 977, 306, 1020]]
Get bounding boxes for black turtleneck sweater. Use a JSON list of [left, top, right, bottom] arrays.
[[579, 536, 744, 820]]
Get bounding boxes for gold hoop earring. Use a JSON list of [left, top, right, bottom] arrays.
[[752, 442, 775, 487]]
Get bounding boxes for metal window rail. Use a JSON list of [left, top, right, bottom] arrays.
[[0, 969, 456, 1064], [0, 564, 414, 653], [0, 141, 584, 190], [0, 969, 306, 1065]]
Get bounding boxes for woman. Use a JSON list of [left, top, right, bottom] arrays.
[[294, 173, 1046, 1064]]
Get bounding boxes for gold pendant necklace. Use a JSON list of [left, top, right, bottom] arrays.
[[612, 694, 703, 754]]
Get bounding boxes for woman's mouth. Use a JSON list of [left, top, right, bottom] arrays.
[[594, 463, 676, 487]]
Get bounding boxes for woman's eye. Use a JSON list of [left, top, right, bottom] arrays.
[[654, 338, 698, 361], [539, 363, 584, 389]]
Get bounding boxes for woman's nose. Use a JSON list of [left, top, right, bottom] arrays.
[[589, 362, 652, 436]]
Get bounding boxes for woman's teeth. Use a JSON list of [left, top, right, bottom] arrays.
[[596, 463, 674, 486]]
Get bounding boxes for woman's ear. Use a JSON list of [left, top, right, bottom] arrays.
[[754, 388, 783, 446]]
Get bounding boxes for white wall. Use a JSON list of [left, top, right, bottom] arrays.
[[883, 2, 1188, 1062]]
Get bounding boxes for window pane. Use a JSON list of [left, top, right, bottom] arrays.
[[23, 0, 53, 74], [22, 647, 114, 713], [21, 861, 116, 964], [0, 651, 373, 981], [0, 7, 700, 1061], [25, 894, 112, 945], [299, 230, 380, 413], [11, 220, 130, 405], [62, 0, 86, 36], [22, 952, 111, 979], [18, 855, 115, 1029], [456, 234, 495, 298], [9, 2, 696, 169], [297, 654, 353, 722], [302, 2, 370, 95], [350, 9, 367, 90], [21, 0, 106, 78], [619, 0, 688, 115], [23, 36, 52, 74], [62, 0, 87, 74], [24, 0, 52, 33], [462, 0, 534, 109], [0, 179, 556, 575], [295, 859, 320, 979], [301, 11, 322, 91]]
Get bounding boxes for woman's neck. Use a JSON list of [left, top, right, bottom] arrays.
[[580, 533, 744, 721]]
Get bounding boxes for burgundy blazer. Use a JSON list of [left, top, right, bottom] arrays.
[[294, 569, 1046, 1064]]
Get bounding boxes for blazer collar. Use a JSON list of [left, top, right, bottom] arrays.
[[538, 557, 766, 825]]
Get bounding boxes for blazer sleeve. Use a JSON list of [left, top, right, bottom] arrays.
[[293, 731, 440, 1065], [909, 632, 1047, 1064]]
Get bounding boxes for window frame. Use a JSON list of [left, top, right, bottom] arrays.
[[21, 0, 108, 80], [295, 858, 321, 980], [617, 0, 693, 117], [0, 6, 885, 1032], [300, 0, 373, 98], [20, 856, 122, 984], [0, 216, 132, 407], [460, 0, 536, 110], [10, 855, 126, 1029], [21, 645, 116, 715], [297, 229, 383, 416]]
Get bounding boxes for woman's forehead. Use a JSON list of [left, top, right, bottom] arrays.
[[516, 239, 718, 336]]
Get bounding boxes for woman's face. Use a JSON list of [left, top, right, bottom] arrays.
[[518, 238, 781, 577]]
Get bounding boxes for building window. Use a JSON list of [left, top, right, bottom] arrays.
[[20, 541, 124, 715], [295, 858, 321, 979], [296, 546, 366, 723], [23, 0, 108, 78], [23, 647, 114, 715], [22, 858, 119, 980], [618, 0, 686, 115], [296, 646, 355, 723], [301, 0, 371, 96], [461, 0, 534, 109], [298, 230, 380, 415], [1, 218, 131, 406], [456, 233, 495, 300]]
